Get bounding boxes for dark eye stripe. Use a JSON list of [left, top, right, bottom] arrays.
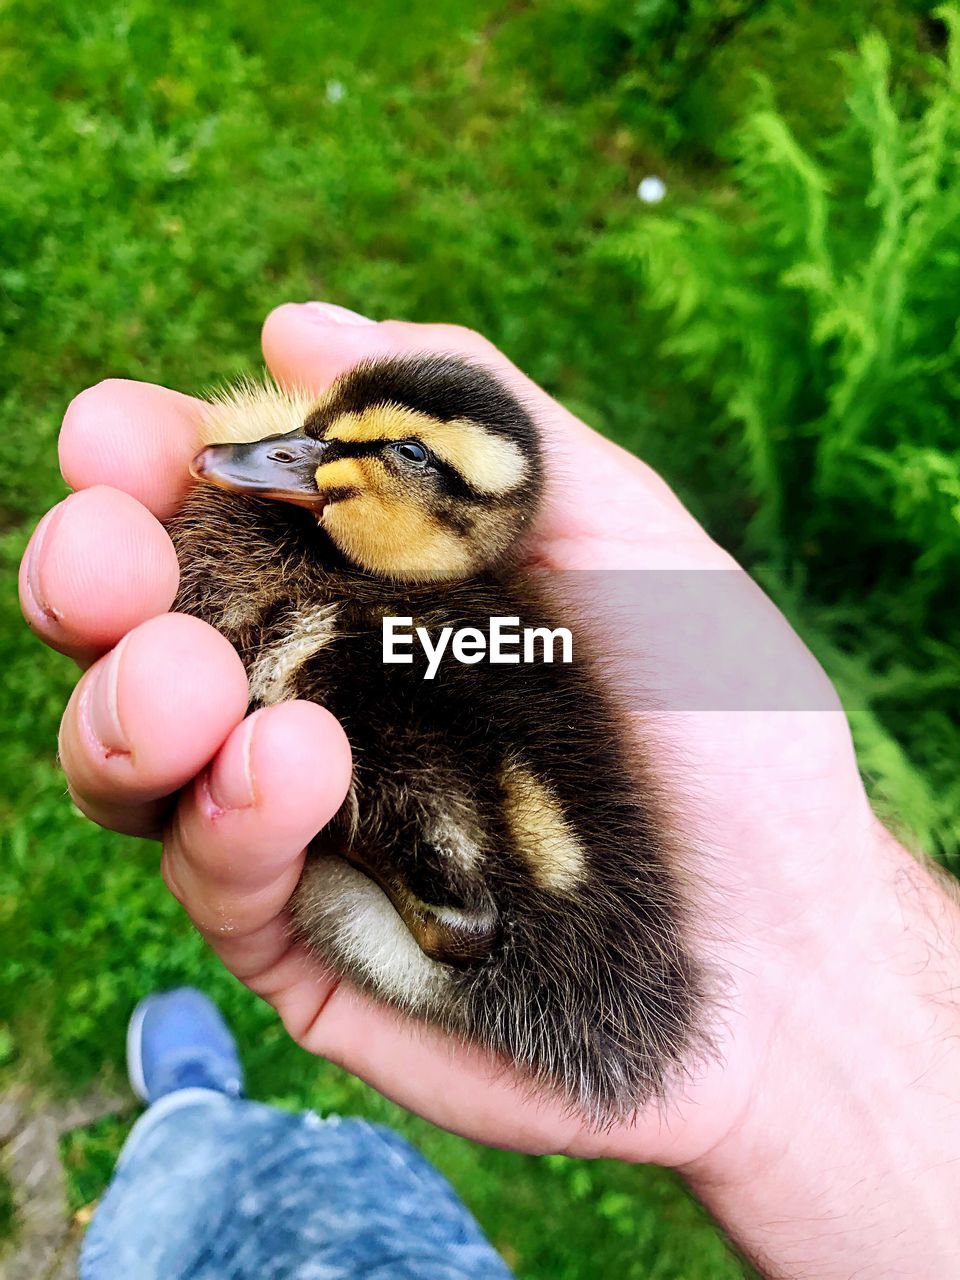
[[311, 435, 485, 501]]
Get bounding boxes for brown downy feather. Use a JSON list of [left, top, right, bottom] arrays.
[[168, 355, 706, 1123]]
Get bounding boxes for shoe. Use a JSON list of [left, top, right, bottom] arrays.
[[126, 987, 244, 1104]]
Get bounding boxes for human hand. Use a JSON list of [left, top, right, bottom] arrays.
[[21, 303, 960, 1274]]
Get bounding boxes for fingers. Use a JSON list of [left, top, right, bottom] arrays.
[[59, 613, 249, 837], [162, 700, 352, 978], [19, 486, 180, 664], [59, 378, 204, 521], [48, 312, 719, 586], [261, 302, 720, 566]]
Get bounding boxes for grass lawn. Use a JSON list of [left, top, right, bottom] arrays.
[[1, 1, 955, 1274]]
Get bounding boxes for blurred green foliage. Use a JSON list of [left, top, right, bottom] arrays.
[[0, 0, 954, 1274], [605, 5, 960, 858]]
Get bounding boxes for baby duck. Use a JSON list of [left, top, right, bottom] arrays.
[[169, 355, 703, 1122]]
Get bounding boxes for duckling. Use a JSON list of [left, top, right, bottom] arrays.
[[168, 355, 704, 1122]]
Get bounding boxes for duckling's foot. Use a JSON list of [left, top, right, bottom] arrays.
[[292, 854, 458, 1010], [340, 848, 498, 967]]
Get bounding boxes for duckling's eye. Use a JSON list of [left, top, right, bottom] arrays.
[[391, 441, 430, 466]]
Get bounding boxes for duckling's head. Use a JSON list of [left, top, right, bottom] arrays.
[[193, 356, 543, 582]]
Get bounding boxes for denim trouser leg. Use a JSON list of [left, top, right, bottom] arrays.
[[80, 1091, 514, 1280]]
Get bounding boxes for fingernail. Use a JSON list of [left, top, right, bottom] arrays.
[[207, 713, 258, 811], [20, 507, 63, 626], [84, 637, 131, 756], [300, 301, 376, 326]]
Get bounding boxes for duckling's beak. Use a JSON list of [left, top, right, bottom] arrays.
[[191, 431, 330, 510]]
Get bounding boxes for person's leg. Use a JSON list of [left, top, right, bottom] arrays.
[[80, 990, 513, 1280]]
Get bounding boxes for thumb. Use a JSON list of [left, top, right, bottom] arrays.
[[261, 301, 507, 396]]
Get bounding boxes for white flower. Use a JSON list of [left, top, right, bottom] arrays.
[[637, 176, 667, 204], [326, 80, 346, 104]]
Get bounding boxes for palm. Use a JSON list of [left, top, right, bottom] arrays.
[[20, 307, 877, 1168]]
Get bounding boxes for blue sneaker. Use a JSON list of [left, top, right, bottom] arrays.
[[126, 987, 244, 1104]]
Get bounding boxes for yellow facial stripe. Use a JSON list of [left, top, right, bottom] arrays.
[[313, 457, 366, 492], [323, 494, 473, 581], [500, 763, 585, 892], [325, 407, 417, 444], [326, 407, 528, 495], [419, 420, 527, 495]]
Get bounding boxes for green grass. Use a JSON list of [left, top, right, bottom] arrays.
[[0, 1, 953, 1274]]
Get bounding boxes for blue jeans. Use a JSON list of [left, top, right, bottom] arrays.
[[80, 1090, 514, 1279]]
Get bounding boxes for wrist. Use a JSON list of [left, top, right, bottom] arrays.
[[683, 822, 960, 1278]]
